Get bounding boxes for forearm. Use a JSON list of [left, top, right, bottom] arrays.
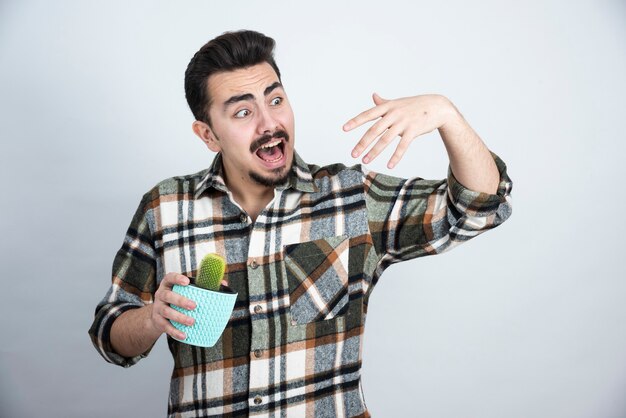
[[110, 304, 162, 358], [438, 100, 499, 194]]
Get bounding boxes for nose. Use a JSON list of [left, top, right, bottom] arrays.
[[256, 105, 278, 135]]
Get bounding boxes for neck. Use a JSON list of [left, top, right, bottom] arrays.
[[222, 168, 275, 222]]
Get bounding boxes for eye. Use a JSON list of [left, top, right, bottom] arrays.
[[270, 97, 282, 106], [234, 109, 250, 118]]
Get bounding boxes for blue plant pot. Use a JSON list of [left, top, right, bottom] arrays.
[[169, 284, 237, 348]]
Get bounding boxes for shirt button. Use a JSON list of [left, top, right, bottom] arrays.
[[249, 259, 259, 269], [254, 396, 262, 405], [254, 305, 263, 314], [240, 214, 247, 223], [291, 319, 297, 326], [254, 349, 263, 358]]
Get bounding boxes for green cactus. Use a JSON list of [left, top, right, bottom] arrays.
[[196, 253, 226, 291]]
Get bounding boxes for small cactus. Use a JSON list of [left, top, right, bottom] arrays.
[[196, 253, 226, 291]]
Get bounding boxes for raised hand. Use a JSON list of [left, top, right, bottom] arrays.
[[343, 93, 455, 169]]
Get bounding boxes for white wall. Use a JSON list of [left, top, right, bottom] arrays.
[[1, 0, 625, 416]]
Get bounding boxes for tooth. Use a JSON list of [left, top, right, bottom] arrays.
[[261, 140, 281, 149]]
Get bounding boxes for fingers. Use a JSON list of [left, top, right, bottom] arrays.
[[344, 92, 404, 164], [387, 132, 416, 169], [152, 304, 194, 340], [360, 125, 403, 163], [165, 324, 187, 341], [163, 305, 195, 327], [153, 272, 197, 340], [351, 115, 395, 160], [155, 277, 196, 310], [343, 103, 387, 132], [162, 272, 190, 288], [344, 93, 389, 132], [372, 92, 387, 106], [162, 289, 197, 311]]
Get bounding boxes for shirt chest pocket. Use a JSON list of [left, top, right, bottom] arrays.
[[283, 235, 350, 325]]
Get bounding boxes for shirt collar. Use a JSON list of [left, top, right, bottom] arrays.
[[194, 150, 317, 199]]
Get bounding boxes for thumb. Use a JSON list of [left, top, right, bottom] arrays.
[[372, 92, 387, 105]]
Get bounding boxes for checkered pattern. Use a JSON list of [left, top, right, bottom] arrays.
[[89, 151, 512, 417]]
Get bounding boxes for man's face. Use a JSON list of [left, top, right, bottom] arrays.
[[204, 62, 295, 189]]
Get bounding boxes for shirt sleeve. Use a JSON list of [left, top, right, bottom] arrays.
[[88, 192, 158, 368], [365, 152, 512, 274]]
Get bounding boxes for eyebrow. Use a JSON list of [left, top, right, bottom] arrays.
[[223, 82, 283, 108]]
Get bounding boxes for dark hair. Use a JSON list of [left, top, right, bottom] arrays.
[[184, 30, 282, 125]]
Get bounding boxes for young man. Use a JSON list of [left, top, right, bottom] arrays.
[[89, 30, 512, 417]]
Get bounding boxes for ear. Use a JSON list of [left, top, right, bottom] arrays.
[[192, 120, 221, 152]]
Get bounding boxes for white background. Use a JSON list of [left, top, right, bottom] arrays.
[[1, 0, 625, 417]]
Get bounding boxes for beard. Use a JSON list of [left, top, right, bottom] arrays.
[[249, 166, 291, 187]]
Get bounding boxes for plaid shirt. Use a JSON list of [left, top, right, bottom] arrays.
[[89, 151, 512, 417]]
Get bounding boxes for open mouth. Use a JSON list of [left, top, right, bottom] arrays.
[[254, 138, 285, 163]]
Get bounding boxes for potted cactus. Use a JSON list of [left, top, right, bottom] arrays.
[[170, 253, 238, 347], [195, 253, 227, 291]]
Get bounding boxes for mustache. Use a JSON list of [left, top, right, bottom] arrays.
[[250, 130, 289, 153]]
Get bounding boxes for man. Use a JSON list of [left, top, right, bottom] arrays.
[[89, 30, 512, 417]]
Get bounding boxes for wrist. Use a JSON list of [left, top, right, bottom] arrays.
[[143, 304, 162, 339], [437, 97, 463, 132], [437, 100, 469, 149]]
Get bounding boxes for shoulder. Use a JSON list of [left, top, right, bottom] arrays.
[[141, 168, 210, 204], [306, 160, 416, 192], [308, 161, 365, 185]]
